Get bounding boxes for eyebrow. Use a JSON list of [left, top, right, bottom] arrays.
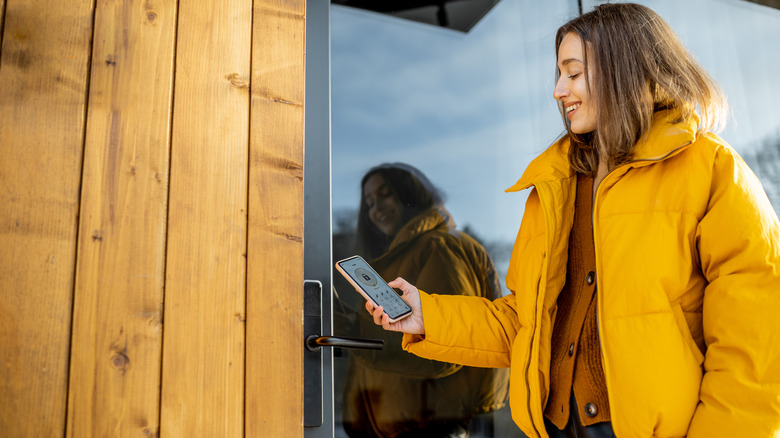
[[558, 58, 584, 68], [364, 183, 391, 201]]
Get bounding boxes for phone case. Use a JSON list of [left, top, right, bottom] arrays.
[[335, 255, 412, 323]]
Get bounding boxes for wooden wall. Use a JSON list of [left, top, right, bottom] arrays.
[[0, 0, 306, 436]]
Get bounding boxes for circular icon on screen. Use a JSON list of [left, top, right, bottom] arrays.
[[355, 268, 378, 287]]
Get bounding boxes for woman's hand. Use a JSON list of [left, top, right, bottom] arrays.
[[365, 277, 425, 335]]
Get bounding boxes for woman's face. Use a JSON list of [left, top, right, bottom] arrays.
[[363, 173, 404, 237], [554, 32, 598, 134]]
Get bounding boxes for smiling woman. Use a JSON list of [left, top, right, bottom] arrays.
[[356, 164, 444, 257], [361, 173, 406, 238]]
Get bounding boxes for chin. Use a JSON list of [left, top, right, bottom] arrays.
[[571, 126, 596, 135], [377, 225, 396, 236]]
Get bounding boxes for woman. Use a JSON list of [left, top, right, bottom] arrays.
[[338, 163, 510, 437], [366, 4, 780, 438]]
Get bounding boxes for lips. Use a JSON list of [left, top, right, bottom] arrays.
[[565, 102, 581, 118], [374, 211, 398, 235], [375, 211, 396, 228]]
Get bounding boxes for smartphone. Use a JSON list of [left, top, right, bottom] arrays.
[[335, 255, 413, 323]]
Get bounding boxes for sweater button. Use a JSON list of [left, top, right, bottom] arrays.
[[586, 271, 595, 285], [584, 403, 598, 418], [568, 343, 575, 357]]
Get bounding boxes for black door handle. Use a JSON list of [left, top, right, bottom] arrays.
[[304, 280, 385, 427], [305, 335, 383, 351]]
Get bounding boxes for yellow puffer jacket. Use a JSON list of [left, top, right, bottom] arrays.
[[402, 110, 780, 437]]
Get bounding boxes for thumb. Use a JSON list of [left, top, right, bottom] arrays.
[[388, 277, 412, 293]]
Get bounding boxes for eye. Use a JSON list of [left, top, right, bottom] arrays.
[[568, 73, 582, 79], [377, 187, 394, 202]]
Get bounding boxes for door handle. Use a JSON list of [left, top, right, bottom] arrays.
[[305, 335, 383, 351], [304, 280, 384, 428]]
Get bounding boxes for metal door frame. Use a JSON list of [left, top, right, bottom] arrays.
[[304, 0, 333, 436]]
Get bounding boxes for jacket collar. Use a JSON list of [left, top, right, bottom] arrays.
[[506, 109, 699, 193], [373, 206, 454, 263]]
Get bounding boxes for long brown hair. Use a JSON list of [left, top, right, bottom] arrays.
[[556, 3, 728, 174]]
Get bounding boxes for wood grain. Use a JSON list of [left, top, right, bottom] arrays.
[[0, 0, 94, 435], [246, 0, 307, 436], [65, 1, 177, 437], [159, 0, 252, 436]]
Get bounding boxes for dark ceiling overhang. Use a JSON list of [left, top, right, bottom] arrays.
[[331, 0, 502, 33], [333, 0, 780, 33], [744, 0, 780, 9]]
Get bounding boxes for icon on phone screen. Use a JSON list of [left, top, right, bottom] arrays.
[[335, 256, 412, 323], [355, 268, 377, 287]]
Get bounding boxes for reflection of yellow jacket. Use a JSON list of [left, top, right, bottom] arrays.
[[403, 111, 780, 437], [343, 206, 510, 436]]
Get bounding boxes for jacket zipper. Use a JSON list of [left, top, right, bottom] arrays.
[[590, 140, 693, 435], [524, 275, 543, 438]]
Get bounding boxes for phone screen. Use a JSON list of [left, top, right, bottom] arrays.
[[336, 256, 412, 322]]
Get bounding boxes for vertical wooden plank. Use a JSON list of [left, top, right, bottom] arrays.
[[246, 0, 306, 436], [0, 1, 94, 436], [66, 1, 177, 437], [160, 0, 251, 436]]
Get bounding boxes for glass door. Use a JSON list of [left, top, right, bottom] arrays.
[[308, 1, 780, 437]]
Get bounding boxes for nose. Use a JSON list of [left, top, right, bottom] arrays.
[[553, 77, 568, 101]]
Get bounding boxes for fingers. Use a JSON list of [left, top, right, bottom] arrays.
[[364, 276, 420, 331], [388, 277, 418, 301], [387, 277, 408, 290], [365, 300, 386, 326], [373, 306, 386, 326]]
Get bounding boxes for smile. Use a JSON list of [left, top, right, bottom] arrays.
[[565, 103, 581, 114]]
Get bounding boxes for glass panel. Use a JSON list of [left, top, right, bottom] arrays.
[[330, 1, 780, 437], [330, 2, 576, 437]]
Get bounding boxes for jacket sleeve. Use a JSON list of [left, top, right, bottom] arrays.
[[402, 290, 522, 368], [402, 189, 546, 369], [687, 145, 780, 436]]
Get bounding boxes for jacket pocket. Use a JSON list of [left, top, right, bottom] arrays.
[[671, 303, 704, 365]]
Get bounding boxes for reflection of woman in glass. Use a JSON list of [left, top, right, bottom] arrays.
[[365, 4, 780, 438], [340, 162, 509, 438]]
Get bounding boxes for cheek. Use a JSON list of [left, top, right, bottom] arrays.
[[380, 197, 397, 212], [391, 201, 404, 217], [575, 81, 589, 101]]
